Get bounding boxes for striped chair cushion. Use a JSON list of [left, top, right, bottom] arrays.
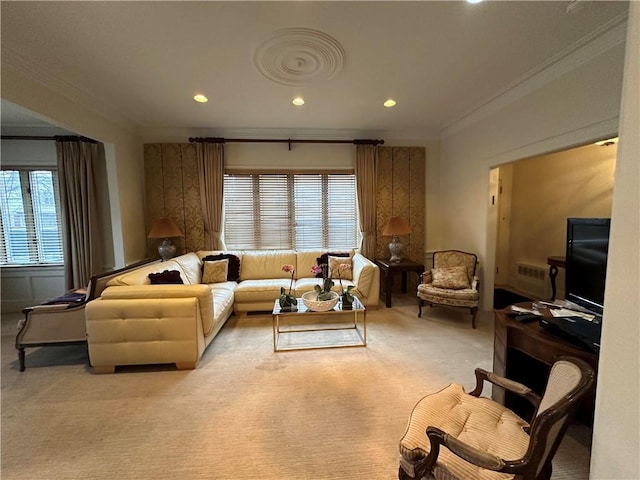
[[399, 384, 530, 480]]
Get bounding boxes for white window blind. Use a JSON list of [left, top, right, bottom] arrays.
[[224, 172, 359, 250], [0, 169, 64, 265]]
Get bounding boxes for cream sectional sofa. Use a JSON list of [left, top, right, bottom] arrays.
[[214, 249, 379, 314], [85, 249, 379, 373]]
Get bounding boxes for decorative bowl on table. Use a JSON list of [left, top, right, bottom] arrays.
[[301, 291, 339, 312]]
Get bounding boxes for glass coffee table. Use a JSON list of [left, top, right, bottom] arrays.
[[271, 296, 366, 352]]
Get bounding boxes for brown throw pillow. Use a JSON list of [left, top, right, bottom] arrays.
[[431, 266, 470, 290], [202, 259, 229, 284], [202, 254, 241, 282], [148, 270, 184, 285]]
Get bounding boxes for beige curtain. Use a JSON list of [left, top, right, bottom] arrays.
[[196, 142, 225, 250], [355, 144, 378, 259], [55, 137, 104, 290]]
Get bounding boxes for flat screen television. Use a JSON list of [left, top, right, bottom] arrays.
[[565, 217, 611, 316]]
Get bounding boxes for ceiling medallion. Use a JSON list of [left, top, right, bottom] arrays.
[[254, 28, 345, 86]]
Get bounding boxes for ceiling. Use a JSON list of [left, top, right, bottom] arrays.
[[0, 1, 629, 140]]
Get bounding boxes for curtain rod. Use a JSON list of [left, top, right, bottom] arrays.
[[188, 137, 384, 151], [1, 135, 98, 143]]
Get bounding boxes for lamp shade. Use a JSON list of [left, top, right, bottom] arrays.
[[147, 217, 183, 239], [382, 216, 412, 236]]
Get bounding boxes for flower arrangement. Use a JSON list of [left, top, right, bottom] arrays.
[[310, 264, 335, 301], [279, 264, 296, 309]]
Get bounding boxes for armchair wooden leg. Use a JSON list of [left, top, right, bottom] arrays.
[[470, 307, 478, 329], [418, 300, 423, 318], [18, 347, 25, 372]]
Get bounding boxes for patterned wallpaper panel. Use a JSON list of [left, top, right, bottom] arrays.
[[144, 144, 205, 258], [144, 143, 425, 282], [376, 146, 426, 293]]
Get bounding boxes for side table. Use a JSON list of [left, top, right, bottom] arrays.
[[546, 256, 566, 300], [375, 259, 425, 308]]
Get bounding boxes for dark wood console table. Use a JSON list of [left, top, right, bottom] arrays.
[[375, 259, 424, 308], [546, 256, 566, 300], [493, 304, 598, 425]]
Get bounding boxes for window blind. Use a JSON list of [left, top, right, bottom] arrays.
[[223, 172, 359, 250]]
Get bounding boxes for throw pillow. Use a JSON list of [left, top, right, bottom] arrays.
[[431, 266, 469, 290], [328, 255, 353, 280], [202, 259, 229, 284], [201, 254, 241, 282], [148, 270, 184, 285], [315, 252, 350, 278]]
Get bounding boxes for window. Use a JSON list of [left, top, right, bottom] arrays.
[[224, 172, 360, 250], [0, 168, 64, 265]]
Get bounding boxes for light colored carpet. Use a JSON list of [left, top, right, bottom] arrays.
[[1, 296, 590, 479]]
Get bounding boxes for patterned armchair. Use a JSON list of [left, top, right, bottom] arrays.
[[398, 357, 595, 480], [417, 250, 479, 328]]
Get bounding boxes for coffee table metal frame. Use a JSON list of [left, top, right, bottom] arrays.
[[272, 297, 367, 352]]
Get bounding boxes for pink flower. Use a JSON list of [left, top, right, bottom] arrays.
[[310, 265, 323, 276], [281, 264, 295, 273]]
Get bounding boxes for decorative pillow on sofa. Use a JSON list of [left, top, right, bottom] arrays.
[[328, 255, 353, 280], [316, 252, 350, 278], [202, 254, 241, 282], [202, 259, 229, 284], [431, 266, 470, 290], [148, 270, 184, 285]]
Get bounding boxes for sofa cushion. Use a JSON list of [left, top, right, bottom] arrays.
[[399, 383, 529, 480], [240, 250, 297, 281], [233, 279, 291, 303], [149, 270, 184, 285], [202, 259, 228, 284], [106, 259, 186, 286], [202, 253, 241, 282], [171, 253, 203, 285], [295, 250, 326, 279]]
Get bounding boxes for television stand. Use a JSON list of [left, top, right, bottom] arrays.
[[493, 303, 598, 426]]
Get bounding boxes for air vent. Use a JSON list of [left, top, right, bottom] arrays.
[[516, 262, 549, 298]]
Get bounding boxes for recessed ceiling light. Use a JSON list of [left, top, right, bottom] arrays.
[[383, 99, 397, 108], [292, 97, 305, 106], [193, 94, 208, 103], [467, 0, 483, 3]]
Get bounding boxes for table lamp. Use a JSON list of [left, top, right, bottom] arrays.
[[148, 217, 183, 261], [382, 216, 412, 263]]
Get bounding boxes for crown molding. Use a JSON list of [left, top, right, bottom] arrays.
[[442, 12, 628, 139], [1, 46, 139, 132]]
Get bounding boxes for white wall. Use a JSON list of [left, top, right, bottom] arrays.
[[1, 65, 147, 268], [498, 143, 616, 299], [439, 8, 638, 477], [590, 3, 640, 478], [439, 41, 625, 309]]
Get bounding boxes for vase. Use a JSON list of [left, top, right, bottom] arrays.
[[279, 294, 297, 311], [302, 291, 339, 312], [341, 294, 354, 310]]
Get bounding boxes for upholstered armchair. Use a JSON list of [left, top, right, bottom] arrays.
[[398, 357, 595, 480], [417, 250, 479, 328]]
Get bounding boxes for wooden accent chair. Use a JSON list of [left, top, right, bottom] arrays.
[[417, 250, 479, 328], [398, 357, 595, 480]]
